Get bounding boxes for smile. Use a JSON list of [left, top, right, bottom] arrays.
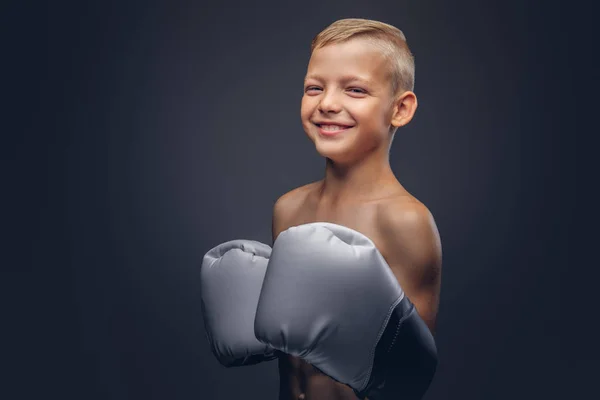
[[315, 123, 354, 136]]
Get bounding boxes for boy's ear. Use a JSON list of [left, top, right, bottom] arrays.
[[391, 91, 418, 127]]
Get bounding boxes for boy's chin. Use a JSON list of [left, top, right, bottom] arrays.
[[314, 142, 357, 164]]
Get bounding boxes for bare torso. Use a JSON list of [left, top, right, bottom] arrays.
[[274, 180, 422, 400]]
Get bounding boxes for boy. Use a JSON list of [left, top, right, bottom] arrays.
[[201, 18, 442, 400]]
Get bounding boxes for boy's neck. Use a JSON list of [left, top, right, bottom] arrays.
[[319, 150, 400, 204]]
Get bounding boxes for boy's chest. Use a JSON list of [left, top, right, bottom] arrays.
[[283, 195, 417, 296], [288, 200, 389, 260]]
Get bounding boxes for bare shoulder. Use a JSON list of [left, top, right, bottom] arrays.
[[377, 196, 441, 255], [273, 181, 319, 215], [272, 180, 321, 241], [376, 196, 442, 332], [376, 196, 442, 290]]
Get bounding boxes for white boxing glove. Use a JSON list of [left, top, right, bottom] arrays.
[[254, 223, 437, 399], [201, 240, 277, 367]]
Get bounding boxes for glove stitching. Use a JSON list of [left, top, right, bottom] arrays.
[[386, 302, 415, 354]]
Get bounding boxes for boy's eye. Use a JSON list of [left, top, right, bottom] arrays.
[[305, 86, 322, 92], [348, 88, 366, 94]]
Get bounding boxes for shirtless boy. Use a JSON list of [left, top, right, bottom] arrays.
[[201, 19, 442, 400]]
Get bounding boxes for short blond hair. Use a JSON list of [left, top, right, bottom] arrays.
[[311, 18, 415, 94]]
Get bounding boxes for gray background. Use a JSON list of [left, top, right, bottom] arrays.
[[6, 0, 593, 399]]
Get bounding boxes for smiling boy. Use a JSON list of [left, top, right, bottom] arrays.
[[201, 18, 442, 400], [266, 18, 442, 400]]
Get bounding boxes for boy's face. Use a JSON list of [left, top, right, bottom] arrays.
[[301, 37, 398, 164]]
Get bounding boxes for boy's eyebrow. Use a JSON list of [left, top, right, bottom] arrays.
[[304, 74, 373, 85]]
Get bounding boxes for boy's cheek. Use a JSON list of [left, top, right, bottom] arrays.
[[300, 103, 310, 120], [302, 122, 316, 142]]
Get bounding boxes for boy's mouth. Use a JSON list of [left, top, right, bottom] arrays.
[[316, 124, 353, 131], [314, 123, 354, 136]]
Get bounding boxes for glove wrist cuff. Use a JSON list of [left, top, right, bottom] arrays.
[[356, 296, 438, 400]]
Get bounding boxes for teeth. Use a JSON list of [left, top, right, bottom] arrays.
[[320, 125, 347, 131]]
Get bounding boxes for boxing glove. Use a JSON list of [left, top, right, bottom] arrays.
[[254, 223, 437, 399], [201, 240, 277, 367]]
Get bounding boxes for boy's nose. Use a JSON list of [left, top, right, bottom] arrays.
[[318, 91, 342, 113]]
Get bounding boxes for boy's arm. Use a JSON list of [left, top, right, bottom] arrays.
[[378, 202, 443, 335], [272, 192, 295, 244], [272, 196, 286, 244]]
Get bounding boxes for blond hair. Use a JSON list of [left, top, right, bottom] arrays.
[[311, 18, 415, 94]]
